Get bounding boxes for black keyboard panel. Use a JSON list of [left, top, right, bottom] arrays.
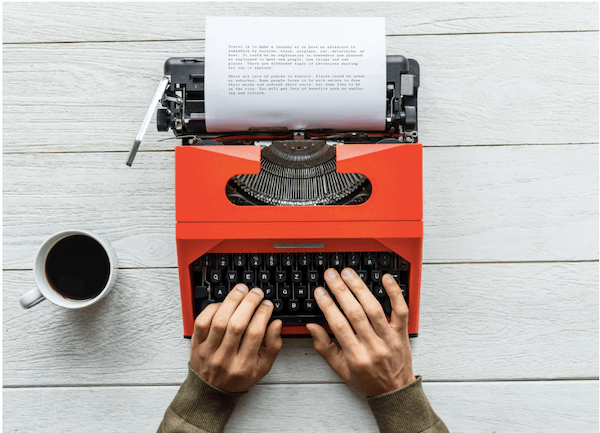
[[192, 252, 409, 324]]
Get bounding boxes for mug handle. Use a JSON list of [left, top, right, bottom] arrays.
[[19, 287, 45, 309]]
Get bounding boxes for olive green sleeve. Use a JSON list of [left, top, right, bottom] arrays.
[[367, 376, 449, 433], [157, 362, 246, 433]]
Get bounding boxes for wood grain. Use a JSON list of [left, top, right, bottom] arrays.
[[3, 32, 598, 153], [4, 145, 597, 270], [3, 262, 597, 387], [3, 2, 598, 44], [2, 4, 598, 431], [3, 380, 598, 433]]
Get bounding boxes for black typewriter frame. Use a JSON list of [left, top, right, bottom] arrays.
[[158, 55, 419, 145]]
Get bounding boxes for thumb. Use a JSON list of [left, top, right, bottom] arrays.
[[258, 319, 283, 371], [306, 324, 349, 380]]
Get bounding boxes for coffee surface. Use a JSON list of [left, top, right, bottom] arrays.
[[45, 235, 111, 300]]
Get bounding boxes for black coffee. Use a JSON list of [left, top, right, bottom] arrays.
[[45, 235, 111, 300]]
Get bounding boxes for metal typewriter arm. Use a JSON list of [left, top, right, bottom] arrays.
[[126, 75, 170, 166]]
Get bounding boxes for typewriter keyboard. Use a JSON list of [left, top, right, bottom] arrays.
[[192, 252, 409, 324]]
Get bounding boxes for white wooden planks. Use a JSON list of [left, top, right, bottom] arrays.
[[3, 145, 597, 270], [3, 2, 598, 43], [3, 32, 598, 153], [3, 380, 598, 433], [4, 262, 597, 386], [3, 3, 599, 432]]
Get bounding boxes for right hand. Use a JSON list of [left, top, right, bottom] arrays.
[[306, 268, 416, 397]]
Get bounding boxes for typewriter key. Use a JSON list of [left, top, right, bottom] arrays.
[[234, 254, 246, 267], [303, 299, 316, 312], [283, 254, 295, 267], [315, 254, 326, 267], [280, 286, 291, 299], [371, 270, 382, 282], [291, 271, 302, 283], [210, 271, 222, 283], [273, 299, 283, 312], [226, 271, 238, 283], [379, 253, 392, 267], [259, 271, 270, 283], [195, 286, 208, 299], [217, 254, 229, 267], [357, 270, 368, 283], [363, 253, 376, 267], [347, 253, 360, 267], [267, 254, 278, 267], [250, 254, 262, 267], [243, 271, 254, 285], [298, 253, 310, 266], [264, 286, 275, 299]]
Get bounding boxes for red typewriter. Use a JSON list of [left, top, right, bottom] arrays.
[[129, 55, 422, 338]]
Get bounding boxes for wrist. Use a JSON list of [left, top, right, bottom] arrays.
[[398, 372, 417, 390], [380, 371, 415, 396], [166, 362, 246, 433], [367, 376, 446, 433]]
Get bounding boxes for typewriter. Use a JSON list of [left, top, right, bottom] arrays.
[[129, 55, 422, 337]]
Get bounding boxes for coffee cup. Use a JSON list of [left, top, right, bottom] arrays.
[[19, 230, 118, 309]]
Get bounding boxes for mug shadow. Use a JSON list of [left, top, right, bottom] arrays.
[[57, 271, 137, 360]]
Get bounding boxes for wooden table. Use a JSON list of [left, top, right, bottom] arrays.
[[3, 3, 598, 431]]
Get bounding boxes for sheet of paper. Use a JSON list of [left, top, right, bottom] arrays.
[[205, 17, 386, 133]]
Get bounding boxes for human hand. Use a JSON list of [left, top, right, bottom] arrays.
[[190, 284, 283, 392], [306, 268, 416, 397]]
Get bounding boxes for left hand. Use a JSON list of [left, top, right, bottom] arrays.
[[190, 284, 283, 392]]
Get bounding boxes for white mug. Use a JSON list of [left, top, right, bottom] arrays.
[[19, 230, 118, 309]]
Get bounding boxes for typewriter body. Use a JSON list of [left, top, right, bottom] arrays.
[[129, 55, 422, 338]]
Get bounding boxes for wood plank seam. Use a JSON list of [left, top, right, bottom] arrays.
[[5, 378, 599, 389], [4, 260, 599, 273], [3, 30, 599, 46], [4, 142, 599, 156]]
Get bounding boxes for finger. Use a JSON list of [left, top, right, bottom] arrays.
[[306, 323, 351, 381], [239, 299, 275, 359], [382, 274, 410, 333], [219, 287, 265, 351], [258, 319, 283, 373], [205, 284, 250, 350], [313, 286, 359, 352], [324, 268, 377, 340], [340, 268, 390, 339], [192, 302, 221, 346]]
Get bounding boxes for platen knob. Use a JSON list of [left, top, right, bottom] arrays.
[[157, 108, 169, 131], [404, 106, 417, 129]]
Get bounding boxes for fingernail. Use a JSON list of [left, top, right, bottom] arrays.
[[384, 275, 394, 284], [306, 325, 314, 336], [325, 269, 337, 279], [341, 268, 353, 279], [252, 287, 263, 295], [314, 287, 326, 297], [236, 284, 248, 292], [262, 299, 273, 307]]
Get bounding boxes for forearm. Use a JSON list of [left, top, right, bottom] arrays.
[[157, 362, 246, 433], [367, 376, 448, 433]]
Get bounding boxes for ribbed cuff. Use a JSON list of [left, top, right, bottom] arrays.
[[168, 362, 247, 433], [367, 376, 446, 433]]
